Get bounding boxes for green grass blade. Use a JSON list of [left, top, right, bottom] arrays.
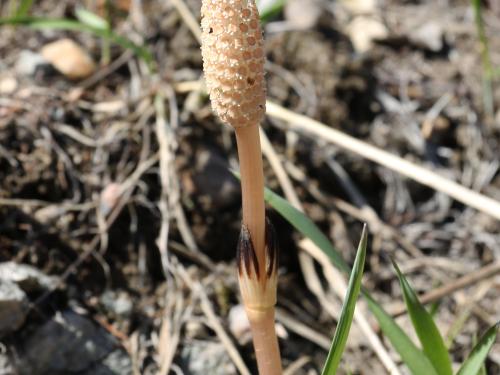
[[457, 323, 499, 375], [258, 0, 286, 22], [428, 299, 441, 318], [392, 260, 453, 375], [471, 0, 494, 116], [0, 16, 154, 68], [473, 333, 488, 375], [75, 8, 109, 30], [364, 293, 439, 375], [321, 226, 367, 375], [264, 187, 439, 375], [264, 187, 349, 273], [0, 16, 84, 28], [15, 0, 33, 17]]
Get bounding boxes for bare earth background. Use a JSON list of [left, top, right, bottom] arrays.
[[0, 0, 499, 374]]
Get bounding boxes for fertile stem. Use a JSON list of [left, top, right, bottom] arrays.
[[248, 309, 281, 375], [235, 125, 281, 374], [200, 0, 282, 372], [235, 125, 265, 275]]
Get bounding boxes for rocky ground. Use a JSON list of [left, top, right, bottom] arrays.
[[0, 0, 499, 374]]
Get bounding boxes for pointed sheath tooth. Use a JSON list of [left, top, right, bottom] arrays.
[[237, 219, 278, 312], [237, 225, 260, 279], [265, 217, 279, 277], [201, 0, 266, 128]]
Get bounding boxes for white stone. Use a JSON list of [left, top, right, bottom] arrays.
[[285, 0, 322, 30], [15, 50, 48, 76], [340, 0, 377, 15], [0, 77, 18, 95], [0, 281, 28, 336], [409, 21, 444, 52], [347, 16, 388, 53]]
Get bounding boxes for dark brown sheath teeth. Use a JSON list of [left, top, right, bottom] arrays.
[[237, 224, 260, 279], [237, 218, 279, 279]]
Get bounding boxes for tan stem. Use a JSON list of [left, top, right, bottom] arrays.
[[247, 308, 282, 375], [235, 125, 266, 277], [235, 124, 282, 374]]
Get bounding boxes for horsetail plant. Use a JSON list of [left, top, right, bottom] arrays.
[[200, 0, 281, 373]]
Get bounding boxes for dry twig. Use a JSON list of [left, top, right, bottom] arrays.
[[266, 101, 500, 221], [389, 260, 500, 317], [178, 266, 252, 375]]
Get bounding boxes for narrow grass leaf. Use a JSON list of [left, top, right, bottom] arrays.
[[446, 307, 473, 348], [321, 226, 367, 375], [75, 8, 109, 30], [392, 260, 453, 375], [428, 299, 441, 317], [473, 334, 488, 375], [365, 294, 439, 375], [258, 0, 286, 22], [15, 0, 33, 17], [471, 0, 494, 115], [0, 16, 154, 67], [457, 322, 499, 375], [264, 187, 349, 273], [264, 187, 439, 375]]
